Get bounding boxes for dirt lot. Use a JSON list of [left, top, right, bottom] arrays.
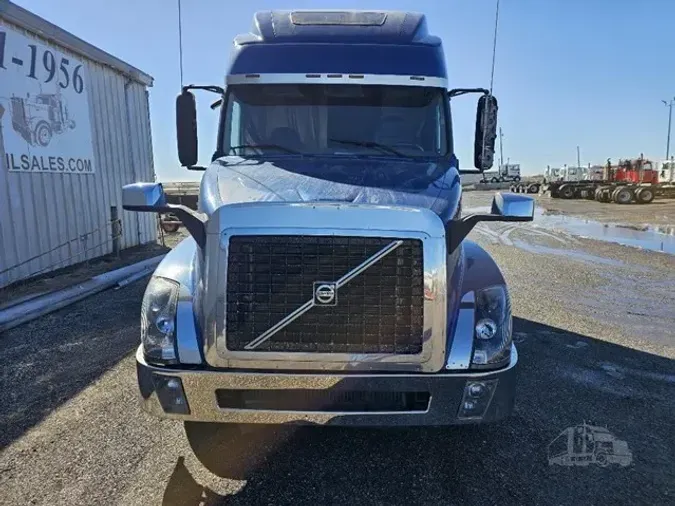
[[1, 192, 674, 505]]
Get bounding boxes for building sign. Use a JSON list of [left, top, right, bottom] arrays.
[[0, 22, 95, 174]]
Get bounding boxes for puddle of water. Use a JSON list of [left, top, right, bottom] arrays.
[[463, 206, 675, 255], [532, 210, 675, 255]]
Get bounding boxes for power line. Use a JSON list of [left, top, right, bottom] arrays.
[[177, 0, 184, 87]]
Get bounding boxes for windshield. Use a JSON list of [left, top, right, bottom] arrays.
[[220, 84, 450, 158]]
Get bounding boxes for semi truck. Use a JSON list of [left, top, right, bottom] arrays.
[[121, 9, 534, 477], [541, 156, 675, 204], [484, 163, 521, 183]]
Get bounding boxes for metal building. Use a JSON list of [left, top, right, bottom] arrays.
[[0, 0, 157, 288]]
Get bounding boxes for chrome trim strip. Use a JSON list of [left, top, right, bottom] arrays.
[[226, 73, 448, 88], [175, 297, 202, 364], [460, 291, 475, 304], [446, 291, 475, 370], [335, 240, 403, 288], [244, 240, 403, 350], [243, 300, 313, 351]]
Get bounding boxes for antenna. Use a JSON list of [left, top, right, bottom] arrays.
[[177, 0, 185, 87], [489, 0, 501, 93], [479, 0, 501, 171]]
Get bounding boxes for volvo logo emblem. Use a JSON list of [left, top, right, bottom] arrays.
[[313, 282, 337, 306]]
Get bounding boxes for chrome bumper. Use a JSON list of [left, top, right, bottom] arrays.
[[136, 346, 517, 426]]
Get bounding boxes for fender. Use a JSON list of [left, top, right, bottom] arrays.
[[459, 240, 506, 294], [444, 240, 506, 370], [152, 238, 203, 364]]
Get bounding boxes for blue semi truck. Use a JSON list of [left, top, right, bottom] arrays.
[[122, 10, 534, 476]]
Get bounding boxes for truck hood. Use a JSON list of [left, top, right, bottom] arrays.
[[200, 155, 461, 221]]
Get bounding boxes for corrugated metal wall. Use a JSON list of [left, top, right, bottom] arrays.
[[0, 18, 156, 288]]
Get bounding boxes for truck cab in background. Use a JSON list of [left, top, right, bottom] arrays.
[[121, 10, 534, 477], [485, 163, 521, 183]]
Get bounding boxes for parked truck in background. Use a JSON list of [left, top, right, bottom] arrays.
[[121, 10, 534, 478], [541, 156, 675, 204], [485, 163, 521, 183]]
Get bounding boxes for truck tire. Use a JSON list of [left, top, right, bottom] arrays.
[[35, 121, 52, 147], [184, 422, 293, 479], [595, 186, 611, 202], [613, 187, 633, 204], [513, 176, 521, 182], [559, 185, 575, 199], [635, 187, 655, 204], [491, 177, 499, 183], [161, 221, 180, 233], [527, 184, 540, 194]]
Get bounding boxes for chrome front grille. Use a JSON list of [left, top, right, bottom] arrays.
[[225, 235, 424, 354]]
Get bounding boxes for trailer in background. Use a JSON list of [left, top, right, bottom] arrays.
[[159, 181, 200, 232]]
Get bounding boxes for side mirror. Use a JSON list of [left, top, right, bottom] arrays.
[[176, 90, 198, 167], [122, 182, 168, 212], [490, 192, 535, 219], [123, 182, 207, 248], [473, 94, 498, 171]]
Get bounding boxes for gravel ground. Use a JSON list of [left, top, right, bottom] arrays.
[[1, 192, 674, 506], [536, 193, 675, 227]]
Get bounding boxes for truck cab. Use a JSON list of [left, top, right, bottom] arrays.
[[121, 10, 534, 474]]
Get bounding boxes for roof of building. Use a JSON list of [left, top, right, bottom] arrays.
[[0, 0, 153, 86]]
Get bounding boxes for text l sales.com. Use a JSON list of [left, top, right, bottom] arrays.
[[4, 153, 94, 173]]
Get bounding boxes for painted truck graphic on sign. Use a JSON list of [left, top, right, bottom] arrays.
[[10, 91, 76, 147], [0, 23, 95, 173]]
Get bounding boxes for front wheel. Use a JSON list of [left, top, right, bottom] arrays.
[[184, 422, 294, 479], [34, 121, 52, 147], [513, 176, 521, 182]]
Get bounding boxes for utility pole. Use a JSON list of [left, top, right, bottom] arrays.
[[663, 98, 675, 162], [499, 127, 505, 169], [576, 145, 581, 168]]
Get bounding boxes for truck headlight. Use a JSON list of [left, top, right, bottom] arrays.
[[471, 285, 512, 368], [141, 276, 179, 364]]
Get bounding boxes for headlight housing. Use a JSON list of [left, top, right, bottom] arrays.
[[472, 285, 512, 368], [141, 276, 179, 364]]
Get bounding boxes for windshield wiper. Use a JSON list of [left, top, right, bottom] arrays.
[[229, 144, 301, 155], [329, 139, 409, 158]]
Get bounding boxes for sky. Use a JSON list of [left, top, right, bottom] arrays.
[[11, 0, 675, 180]]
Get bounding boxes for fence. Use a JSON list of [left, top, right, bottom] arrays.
[[0, 214, 123, 288]]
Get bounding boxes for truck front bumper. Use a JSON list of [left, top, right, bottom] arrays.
[[136, 346, 517, 427]]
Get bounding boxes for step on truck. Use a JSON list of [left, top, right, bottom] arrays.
[[121, 10, 535, 477]]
